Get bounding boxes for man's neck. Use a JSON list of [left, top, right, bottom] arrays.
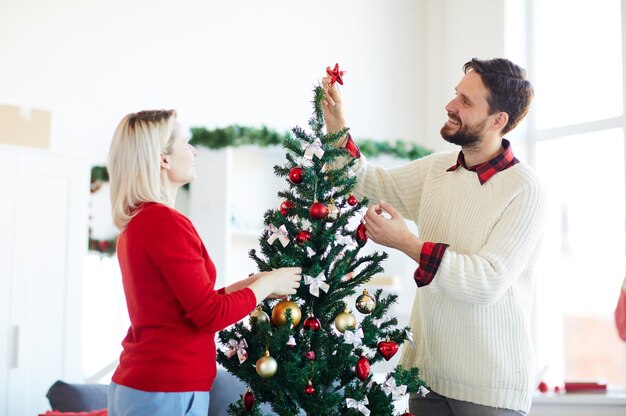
[[461, 137, 504, 167]]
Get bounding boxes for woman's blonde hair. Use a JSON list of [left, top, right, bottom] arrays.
[[108, 109, 178, 230]]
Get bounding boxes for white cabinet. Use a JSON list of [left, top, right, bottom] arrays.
[[0, 145, 89, 416], [188, 146, 285, 289]]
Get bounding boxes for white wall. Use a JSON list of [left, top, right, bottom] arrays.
[[0, 0, 429, 164], [0, 0, 522, 157]]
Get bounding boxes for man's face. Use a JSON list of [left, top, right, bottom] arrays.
[[440, 71, 493, 147]]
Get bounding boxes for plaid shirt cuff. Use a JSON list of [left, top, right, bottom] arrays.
[[413, 242, 449, 287], [344, 134, 361, 158]]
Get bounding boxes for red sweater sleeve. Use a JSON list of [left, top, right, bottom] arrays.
[[136, 204, 256, 332]]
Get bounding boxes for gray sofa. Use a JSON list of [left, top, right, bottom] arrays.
[[46, 369, 270, 415]]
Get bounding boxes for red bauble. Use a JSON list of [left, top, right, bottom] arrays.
[[355, 223, 368, 247], [538, 381, 549, 393], [303, 316, 321, 332], [304, 351, 316, 360], [310, 202, 329, 220], [295, 230, 311, 244], [289, 167, 304, 184], [355, 355, 370, 382], [280, 200, 294, 216], [243, 389, 254, 411], [347, 194, 358, 206], [304, 380, 316, 395], [377, 340, 399, 361]]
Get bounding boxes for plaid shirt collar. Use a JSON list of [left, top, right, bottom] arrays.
[[446, 138, 519, 185]]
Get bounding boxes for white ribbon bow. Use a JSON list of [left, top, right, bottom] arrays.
[[343, 328, 364, 347], [303, 273, 330, 297], [345, 396, 370, 416], [405, 329, 415, 346], [382, 377, 407, 401], [335, 234, 357, 250], [266, 224, 290, 247], [225, 339, 249, 364], [304, 138, 325, 160]]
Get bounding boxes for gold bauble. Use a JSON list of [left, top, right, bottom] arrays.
[[255, 350, 277, 378], [334, 310, 357, 333], [355, 289, 376, 314], [249, 305, 270, 326], [271, 299, 302, 327]]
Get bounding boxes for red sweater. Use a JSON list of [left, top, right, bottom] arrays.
[[111, 202, 256, 392]]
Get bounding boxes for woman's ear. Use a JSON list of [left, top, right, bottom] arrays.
[[160, 153, 170, 170]]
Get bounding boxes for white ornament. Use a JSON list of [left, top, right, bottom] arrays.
[[225, 339, 249, 364], [266, 224, 289, 247], [345, 396, 370, 416], [303, 273, 330, 297], [304, 139, 325, 160], [382, 377, 407, 401], [343, 328, 364, 348]]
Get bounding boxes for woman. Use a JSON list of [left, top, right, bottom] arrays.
[[107, 110, 301, 416]]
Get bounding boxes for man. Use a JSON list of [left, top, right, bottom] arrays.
[[323, 58, 546, 416]]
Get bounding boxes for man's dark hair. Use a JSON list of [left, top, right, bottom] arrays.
[[464, 58, 534, 135]]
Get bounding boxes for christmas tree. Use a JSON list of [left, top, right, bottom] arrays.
[[217, 66, 426, 416]]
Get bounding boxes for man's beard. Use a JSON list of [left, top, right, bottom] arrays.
[[440, 114, 487, 147]]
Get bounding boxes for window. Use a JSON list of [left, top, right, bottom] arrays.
[[529, 0, 626, 389]]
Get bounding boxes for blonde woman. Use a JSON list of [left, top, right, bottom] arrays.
[[107, 110, 301, 416]]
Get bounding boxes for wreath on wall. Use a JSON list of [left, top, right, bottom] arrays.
[[88, 125, 432, 255], [89, 166, 117, 255]]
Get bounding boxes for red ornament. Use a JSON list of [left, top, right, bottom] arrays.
[[355, 355, 370, 382], [554, 385, 562, 393], [377, 340, 399, 361], [347, 194, 358, 206], [295, 230, 311, 244], [280, 200, 294, 216], [305, 380, 316, 395], [303, 316, 321, 332], [355, 222, 368, 247], [310, 202, 329, 220], [289, 167, 304, 184], [304, 351, 316, 360], [326, 63, 345, 85], [538, 381, 549, 393], [243, 388, 254, 411], [401, 412, 415, 416]]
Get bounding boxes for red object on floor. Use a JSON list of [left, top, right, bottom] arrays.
[[564, 380, 607, 393], [39, 410, 108, 416]]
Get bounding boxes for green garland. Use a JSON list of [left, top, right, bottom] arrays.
[[89, 126, 431, 255], [190, 125, 432, 160]]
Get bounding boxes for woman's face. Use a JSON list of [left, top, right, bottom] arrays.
[[162, 121, 198, 187]]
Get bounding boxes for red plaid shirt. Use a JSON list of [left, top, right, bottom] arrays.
[[446, 138, 519, 184], [346, 136, 519, 287]]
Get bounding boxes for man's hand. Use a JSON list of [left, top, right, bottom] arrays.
[[322, 72, 348, 143], [364, 201, 423, 262]]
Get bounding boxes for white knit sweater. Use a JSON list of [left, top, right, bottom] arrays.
[[352, 150, 546, 413]]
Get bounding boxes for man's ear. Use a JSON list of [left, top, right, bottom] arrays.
[[494, 112, 509, 130], [160, 153, 170, 170]]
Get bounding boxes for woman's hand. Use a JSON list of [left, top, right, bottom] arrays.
[[248, 267, 302, 303]]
